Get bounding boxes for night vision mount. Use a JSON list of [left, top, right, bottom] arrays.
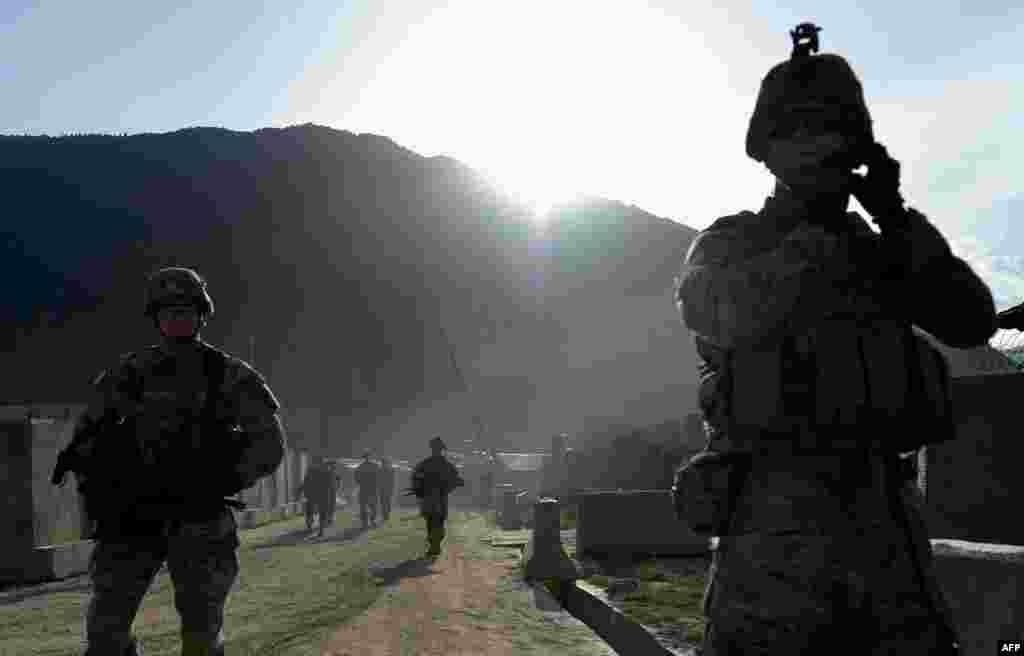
[[790, 22, 822, 59]]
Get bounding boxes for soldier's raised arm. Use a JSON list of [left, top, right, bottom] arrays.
[[848, 142, 997, 348]]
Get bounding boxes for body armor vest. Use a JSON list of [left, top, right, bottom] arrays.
[[680, 209, 954, 455]]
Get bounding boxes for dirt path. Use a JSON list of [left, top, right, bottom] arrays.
[[320, 513, 618, 656]]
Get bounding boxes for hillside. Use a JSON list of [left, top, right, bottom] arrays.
[[0, 124, 699, 455]]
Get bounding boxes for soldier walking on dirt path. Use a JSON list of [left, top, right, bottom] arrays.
[[411, 437, 465, 557], [672, 23, 995, 655], [378, 456, 396, 521], [355, 451, 380, 528], [51, 267, 286, 656], [298, 457, 333, 537]]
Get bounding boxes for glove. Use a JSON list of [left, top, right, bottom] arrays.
[[849, 142, 907, 226], [51, 450, 76, 486]]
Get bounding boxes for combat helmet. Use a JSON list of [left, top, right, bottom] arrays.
[[144, 267, 215, 318], [746, 22, 874, 166]]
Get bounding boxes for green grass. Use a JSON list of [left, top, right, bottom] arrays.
[[3, 509, 616, 656], [0, 510, 425, 656], [579, 558, 707, 643]]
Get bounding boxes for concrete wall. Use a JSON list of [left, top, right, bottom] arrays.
[[1, 411, 37, 556], [0, 402, 311, 549], [0, 405, 91, 552], [924, 374, 1024, 546], [576, 490, 708, 557], [931, 540, 1024, 656]]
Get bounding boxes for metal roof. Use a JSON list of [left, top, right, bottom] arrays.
[[495, 452, 550, 472]]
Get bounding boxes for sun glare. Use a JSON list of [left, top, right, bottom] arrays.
[[335, 1, 739, 227]]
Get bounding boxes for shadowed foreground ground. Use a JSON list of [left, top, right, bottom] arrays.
[[0, 509, 616, 656]]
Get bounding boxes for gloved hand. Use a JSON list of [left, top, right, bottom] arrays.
[[51, 450, 75, 486], [849, 142, 907, 226]]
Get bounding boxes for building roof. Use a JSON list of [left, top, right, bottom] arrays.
[[495, 452, 550, 472]]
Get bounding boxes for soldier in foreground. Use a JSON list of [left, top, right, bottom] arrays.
[[51, 267, 286, 656], [672, 24, 995, 655], [410, 437, 464, 557], [377, 456, 396, 521], [355, 451, 380, 528]]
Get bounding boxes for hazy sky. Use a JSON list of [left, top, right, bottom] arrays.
[[4, 1, 1022, 306]]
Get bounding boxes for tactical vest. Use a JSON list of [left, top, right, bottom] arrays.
[[681, 211, 955, 456], [86, 344, 240, 528], [720, 320, 953, 454]]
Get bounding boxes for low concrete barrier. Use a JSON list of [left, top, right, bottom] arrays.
[[0, 502, 306, 586], [560, 580, 679, 656], [0, 540, 97, 585], [499, 489, 531, 530], [234, 501, 303, 530], [523, 498, 580, 581], [931, 539, 1023, 656], [576, 490, 708, 558]]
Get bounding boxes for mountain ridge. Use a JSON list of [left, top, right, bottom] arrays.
[[1, 124, 700, 455]]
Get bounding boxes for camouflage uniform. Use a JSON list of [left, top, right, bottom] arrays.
[[377, 459, 396, 521], [675, 25, 996, 656], [54, 269, 286, 656], [355, 457, 379, 527], [411, 439, 464, 556], [299, 461, 333, 535]]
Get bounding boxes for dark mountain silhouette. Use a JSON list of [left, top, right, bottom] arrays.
[[1, 124, 699, 456]]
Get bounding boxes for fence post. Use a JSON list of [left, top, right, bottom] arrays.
[[524, 497, 580, 581]]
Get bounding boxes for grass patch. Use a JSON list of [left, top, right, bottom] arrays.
[[0, 510, 425, 656], [3, 509, 613, 656], [581, 558, 707, 643]]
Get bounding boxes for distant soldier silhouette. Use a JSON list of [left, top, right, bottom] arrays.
[[325, 459, 341, 525], [377, 456, 396, 521], [51, 267, 286, 656], [354, 451, 380, 528], [298, 456, 333, 537], [411, 437, 465, 557], [673, 23, 994, 655]]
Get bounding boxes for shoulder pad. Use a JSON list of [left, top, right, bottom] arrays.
[[708, 211, 758, 232], [224, 355, 280, 412], [684, 214, 752, 267]]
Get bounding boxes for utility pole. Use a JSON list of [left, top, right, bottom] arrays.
[[440, 324, 486, 454]]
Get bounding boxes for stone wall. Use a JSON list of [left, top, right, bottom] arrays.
[[924, 373, 1024, 546], [575, 490, 708, 557], [0, 404, 90, 552], [0, 403, 310, 550]]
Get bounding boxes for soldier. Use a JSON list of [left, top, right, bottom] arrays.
[[296, 457, 319, 532], [377, 456, 396, 521], [672, 23, 996, 655], [325, 459, 340, 527], [298, 456, 332, 537], [51, 267, 286, 656], [354, 451, 379, 528], [411, 437, 465, 558]]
